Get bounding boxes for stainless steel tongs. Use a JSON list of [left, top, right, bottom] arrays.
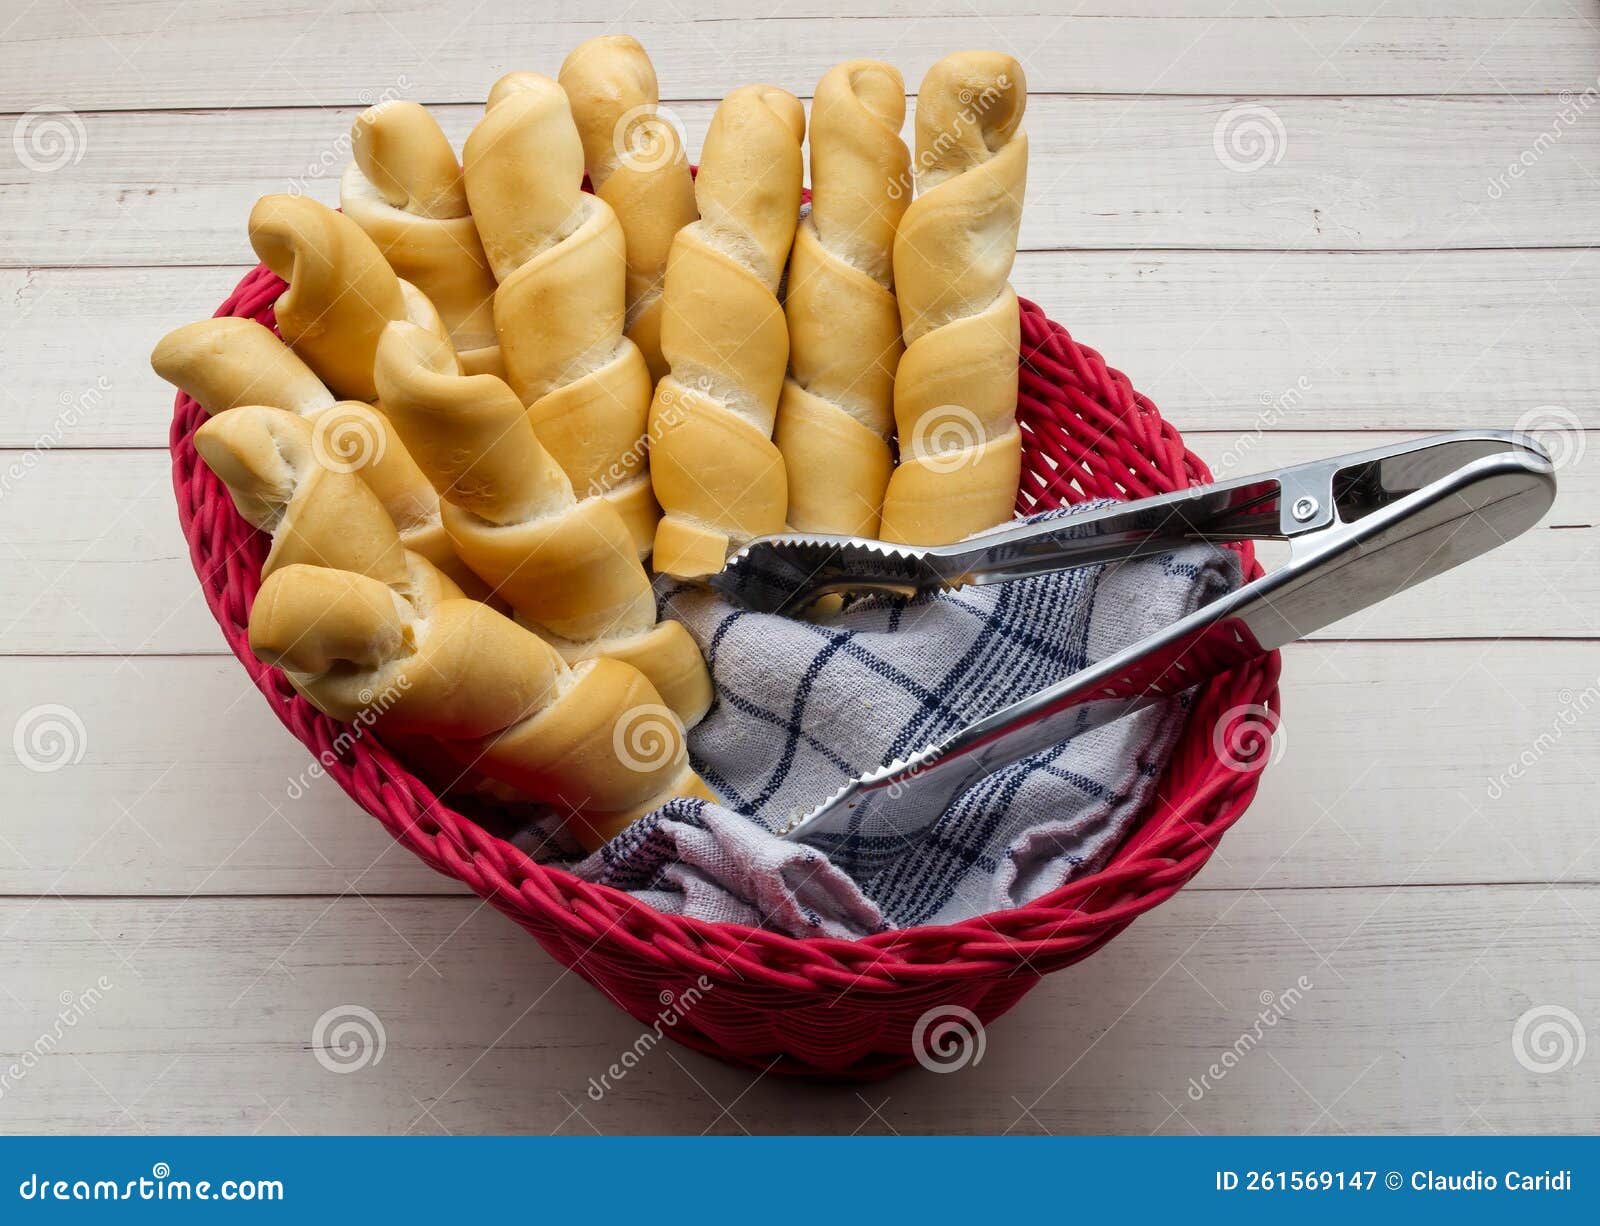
[[709, 431, 1556, 846]]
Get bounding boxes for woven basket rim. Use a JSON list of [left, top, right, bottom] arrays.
[[170, 263, 1280, 985]]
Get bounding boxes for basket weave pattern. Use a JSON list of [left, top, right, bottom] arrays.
[[170, 264, 1280, 1079]]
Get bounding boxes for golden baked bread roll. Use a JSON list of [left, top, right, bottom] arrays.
[[152, 317, 335, 418], [559, 35, 698, 385], [774, 60, 910, 537], [247, 194, 449, 401], [151, 316, 481, 595], [191, 404, 463, 608], [373, 320, 713, 726], [341, 101, 503, 376], [647, 85, 806, 578], [192, 404, 540, 802], [250, 563, 715, 850], [879, 52, 1028, 545], [462, 72, 659, 556]]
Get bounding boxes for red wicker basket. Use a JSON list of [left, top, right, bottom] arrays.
[[170, 264, 1280, 1080]]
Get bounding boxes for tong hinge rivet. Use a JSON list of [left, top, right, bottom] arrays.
[[1291, 496, 1320, 522]]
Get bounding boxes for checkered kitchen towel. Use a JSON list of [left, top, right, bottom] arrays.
[[570, 506, 1241, 939]]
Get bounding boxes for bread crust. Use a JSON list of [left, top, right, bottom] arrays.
[[374, 321, 712, 726], [647, 85, 806, 577], [247, 195, 448, 402], [250, 564, 710, 851], [151, 315, 484, 595], [341, 101, 501, 372], [464, 73, 661, 557], [775, 60, 909, 536], [879, 52, 1029, 546], [559, 35, 698, 384]]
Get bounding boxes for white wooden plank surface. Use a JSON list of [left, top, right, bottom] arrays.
[[6, 253, 1599, 447], [2, 641, 1597, 899], [8, 96, 1599, 263], [2, 0, 1595, 1136], [0, 654, 457, 898], [3, 3, 1596, 108], [0, 886, 1594, 1133]]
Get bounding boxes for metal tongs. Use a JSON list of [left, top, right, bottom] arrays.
[[709, 431, 1556, 846]]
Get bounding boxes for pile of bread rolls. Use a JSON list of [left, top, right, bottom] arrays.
[[154, 38, 1029, 852]]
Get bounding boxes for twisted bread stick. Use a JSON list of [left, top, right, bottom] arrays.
[[462, 72, 659, 556], [775, 60, 910, 537], [250, 563, 715, 850], [559, 35, 698, 385], [193, 404, 545, 806], [151, 317, 482, 594], [192, 404, 461, 608], [247, 194, 449, 402], [374, 320, 712, 725], [879, 53, 1028, 545], [341, 101, 502, 376], [647, 85, 806, 578], [151, 317, 334, 417]]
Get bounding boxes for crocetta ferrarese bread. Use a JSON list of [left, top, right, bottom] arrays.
[[647, 84, 807, 578], [247, 194, 449, 402], [774, 60, 910, 537], [373, 320, 713, 726], [878, 52, 1029, 546], [191, 403, 500, 796], [249, 562, 714, 851], [559, 35, 698, 386], [150, 316, 483, 595], [462, 72, 659, 556], [151, 316, 334, 418], [190, 404, 462, 606], [341, 100, 503, 376]]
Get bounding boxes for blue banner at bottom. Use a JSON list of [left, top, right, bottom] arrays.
[[0, 1136, 1593, 1220]]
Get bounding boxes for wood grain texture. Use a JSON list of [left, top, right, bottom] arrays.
[[6, 252, 1599, 447], [2, 2, 1596, 108], [0, 886, 1593, 1133], [5, 95, 1599, 266], [0, 654, 459, 898]]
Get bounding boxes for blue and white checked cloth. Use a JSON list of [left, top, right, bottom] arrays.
[[571, 507, 1241, 939]]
